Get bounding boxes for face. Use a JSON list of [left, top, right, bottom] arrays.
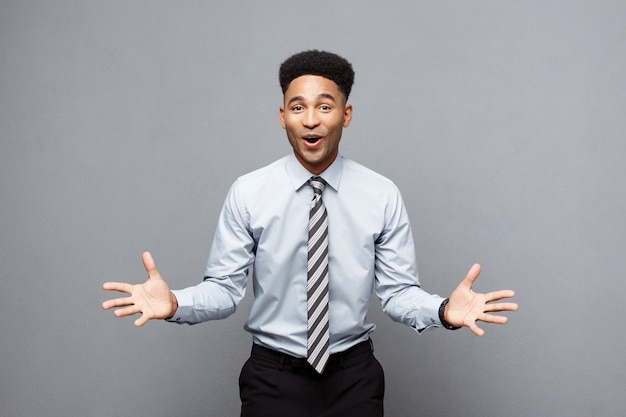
[[280, 75, 352, 175]]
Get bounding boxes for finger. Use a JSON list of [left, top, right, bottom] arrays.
[[113, 305, 140, 318], [134, 314, 149, 327], [479, 313, 509, 325], [485, 289, 516, 303], [102, 281, 134, 293], [113, 305, 139, 317], [467, 321, 485, 337], [461, 263, 481, 289], [101, 296, 134, 310], [484, 302, 519, 313], [142, 251, 161, 281]]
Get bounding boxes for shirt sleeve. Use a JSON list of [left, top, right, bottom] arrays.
[[373, 186, 445, 333], [167, 180, 255, 324]]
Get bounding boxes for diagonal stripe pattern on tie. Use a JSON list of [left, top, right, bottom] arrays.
[[307, 176, 330, 374]]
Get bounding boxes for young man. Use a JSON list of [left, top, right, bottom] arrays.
[[102, 50, 518, 417]]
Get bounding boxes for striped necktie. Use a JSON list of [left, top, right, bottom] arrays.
[[307, 176, 330, 373]]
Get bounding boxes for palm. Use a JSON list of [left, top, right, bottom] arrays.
[[131, 273, 173, 320], [102, 252, 176, 326], [445, 264, 518, 336]]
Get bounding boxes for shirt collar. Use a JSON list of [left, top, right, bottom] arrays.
[[286, 153, 343, 192]]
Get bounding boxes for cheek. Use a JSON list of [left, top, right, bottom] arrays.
[[285, 128, 301, 147]]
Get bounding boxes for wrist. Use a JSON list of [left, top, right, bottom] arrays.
[[438, 298, 461, 330], [167, 292, 178, 320]]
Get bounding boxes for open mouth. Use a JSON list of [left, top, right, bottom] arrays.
[[303, 135, 322, 144]]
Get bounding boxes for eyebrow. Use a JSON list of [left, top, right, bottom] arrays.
[[287, 93, 337, 105]]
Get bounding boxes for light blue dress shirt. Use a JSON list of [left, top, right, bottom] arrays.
[[169, 154, 444, 357]]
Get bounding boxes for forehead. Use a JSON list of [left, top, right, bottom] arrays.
[[284, 75, 343, 101]]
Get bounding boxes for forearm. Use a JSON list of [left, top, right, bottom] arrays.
[[166, 277, 245, 324], [380, 286, 445, 333]]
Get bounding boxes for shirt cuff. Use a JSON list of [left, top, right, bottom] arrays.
[[165, 289, 193, 323], [415, 295, 446, 334]]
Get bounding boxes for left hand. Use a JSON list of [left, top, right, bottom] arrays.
[[445, 264, 518, 336]]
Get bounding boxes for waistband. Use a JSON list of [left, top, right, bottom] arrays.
[[251, 339, 374, 372]]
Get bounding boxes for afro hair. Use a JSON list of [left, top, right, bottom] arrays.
[[279, 50, 355, 100]]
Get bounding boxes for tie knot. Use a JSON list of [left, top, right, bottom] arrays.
[[308, 176, 326, 195]]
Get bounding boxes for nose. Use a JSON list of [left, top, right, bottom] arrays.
[[302, 109, 320, 128]]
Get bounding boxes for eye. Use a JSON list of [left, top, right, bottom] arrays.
[[320, 105, 331, 111], [292, 105, 304, 112]]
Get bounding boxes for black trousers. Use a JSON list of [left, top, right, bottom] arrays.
[[239, 340, 385, 417]]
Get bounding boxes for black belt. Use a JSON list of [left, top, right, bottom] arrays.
[[251, 339, 374, 372]]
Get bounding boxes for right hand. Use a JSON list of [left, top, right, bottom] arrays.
[[102, 251, 178, 326]]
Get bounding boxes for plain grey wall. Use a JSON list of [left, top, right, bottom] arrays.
[[2, 1, 625, 416]]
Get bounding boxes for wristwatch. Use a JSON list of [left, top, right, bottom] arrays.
[[438, 298, 461, 330]]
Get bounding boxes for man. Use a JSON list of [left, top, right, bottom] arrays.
[[102, 50, 518, 417]]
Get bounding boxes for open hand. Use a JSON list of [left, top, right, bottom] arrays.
[[445, 264, 518, 336], [102, 252, 177, 326]]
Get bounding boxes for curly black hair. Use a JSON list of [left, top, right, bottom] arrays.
[[279, 50, 355, 100]]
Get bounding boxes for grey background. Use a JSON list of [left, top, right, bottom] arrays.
[[1, 1, 625, 416]]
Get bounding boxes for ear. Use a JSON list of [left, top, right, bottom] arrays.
[[279, 106, 286, 129], [343, 104, 353, 128]]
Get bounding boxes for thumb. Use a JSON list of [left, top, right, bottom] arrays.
[[142, 251, 161, 281], [461, 263, 481, 289]]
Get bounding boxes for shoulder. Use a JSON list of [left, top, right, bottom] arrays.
[[237, 156, 289, 184], [227, 156, 292, 202], [340, 157, 399, 192], [233, 156, 290, 188]]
